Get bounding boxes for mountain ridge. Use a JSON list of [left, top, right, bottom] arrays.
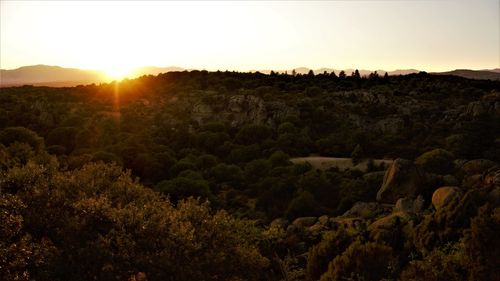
[[1, 64, 499, 87]]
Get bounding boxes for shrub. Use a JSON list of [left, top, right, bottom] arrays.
[[307, 227, 353, 280], [415, 148, 455, 175], [320, 240, 393, 281]]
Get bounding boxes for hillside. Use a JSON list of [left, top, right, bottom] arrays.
[[0, 65, 107, 86], [433, 69, 500, 80], [0, 71, 499, 280]]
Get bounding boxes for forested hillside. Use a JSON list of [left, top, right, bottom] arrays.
[[1, 71, 499, 280]]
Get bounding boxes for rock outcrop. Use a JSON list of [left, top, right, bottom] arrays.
[[376, 159, 428, 203], [431, 186, 461, 210], [191, 94, 267, 127], [394, 195, 426, 214]]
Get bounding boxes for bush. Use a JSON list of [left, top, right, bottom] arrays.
[[307, 227, 353, 280], [320, 240, 393, 281], [415, 148, 455, 175]]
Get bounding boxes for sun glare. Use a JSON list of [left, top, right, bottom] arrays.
[[103, 65, 136, 81]]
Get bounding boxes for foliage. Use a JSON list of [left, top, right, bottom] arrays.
[[307, 227, 353, 280], [415, 148, 455, 175], [0, 162, 268, 281], [0, 127, 44, 152], [319, 240, 393, 281], [286, 191, 317, 219]]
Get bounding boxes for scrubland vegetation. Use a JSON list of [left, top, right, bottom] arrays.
[[1, 70, 499, 280]]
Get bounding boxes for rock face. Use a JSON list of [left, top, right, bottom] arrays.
[[191, 94, 267, 127], [376, 159, 427, 203], [227, 95, 267, 126], [432, 186, 461, 210]]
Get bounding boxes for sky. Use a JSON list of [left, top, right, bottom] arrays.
[[1, 0, 499, 76]]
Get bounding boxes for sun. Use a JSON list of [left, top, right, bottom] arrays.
[[103, 65, 136, 81]]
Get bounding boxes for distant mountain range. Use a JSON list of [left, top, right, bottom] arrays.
[[431, 69, 500, 80], [1, 64, 499, 87]]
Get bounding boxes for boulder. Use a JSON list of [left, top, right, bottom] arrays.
[[318, 215, 329, 226], [331, 218, 363, 231], [412, 195, 426, 213], [292, 217, 317, 227], [376, 158, 428, 203], [460, 159, 496, 176], [394, 197, 413, 213], [432, 186, 461, 210], [465, 101, 487, 117], [368, 211, 412, 231], [308, 223, 326, 235], [270, 218, 288, 229], [394, 195, 426, 214], [484, 168, 500, 188]]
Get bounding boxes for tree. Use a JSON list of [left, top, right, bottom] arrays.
[[286, 191, 317, 219], [308, 70, 315, 77], [0, 127, 44, 153], [235, 124, 272, 145], [351, 69, 361, 79], [244, 159, 271, 183], [46, 127, 79, 153], [156, 176, 213, 202], [211, 163, 244, 186]]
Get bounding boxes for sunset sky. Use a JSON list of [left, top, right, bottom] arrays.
[[1, 0, 499, 75]]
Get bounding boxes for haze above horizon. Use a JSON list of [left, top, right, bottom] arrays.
[[1, 0, 499, 76]]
